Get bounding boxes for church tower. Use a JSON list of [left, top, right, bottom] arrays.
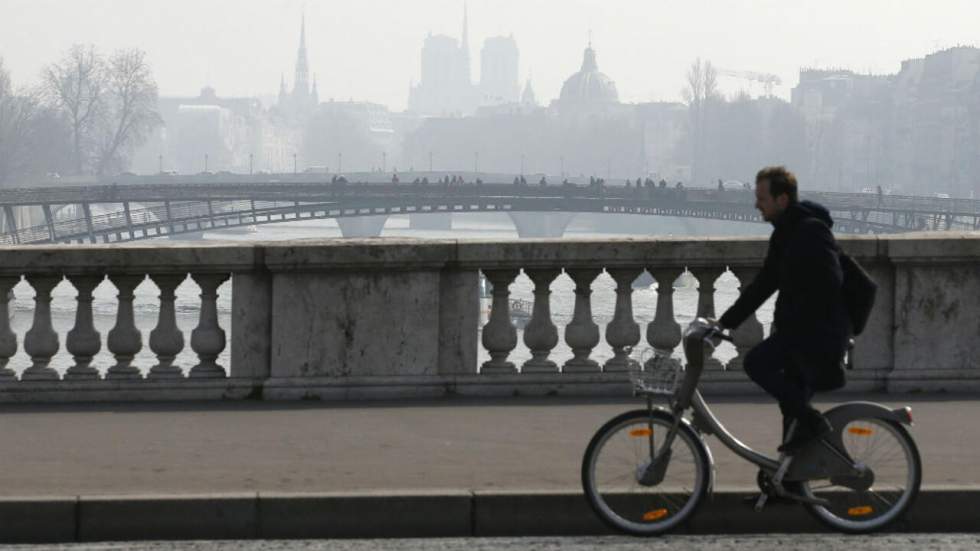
[[293, 13, 311, 101], [460, 1, 471, 84], [521, 77, 537, 107], [278, 73, 288, 105]]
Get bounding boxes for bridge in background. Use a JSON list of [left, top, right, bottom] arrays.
[[0, 179, 978, 244]]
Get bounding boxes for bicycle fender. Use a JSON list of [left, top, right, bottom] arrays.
[[824, 401, 913, 427]]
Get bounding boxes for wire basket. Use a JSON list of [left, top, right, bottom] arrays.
[[626, 346, 684, 396]]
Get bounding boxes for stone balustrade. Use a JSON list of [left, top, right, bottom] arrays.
[[0, 233, 976, 402]]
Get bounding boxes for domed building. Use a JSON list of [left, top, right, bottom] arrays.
[[556, 43, 620, 116]]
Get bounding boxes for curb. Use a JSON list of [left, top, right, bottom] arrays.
[[0, 488, 976, 543]]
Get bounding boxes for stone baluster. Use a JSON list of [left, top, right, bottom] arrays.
[[563, 268, 601, 373], [689, 266, 724, 370], [148, 274, 186, 379], [64, 275, 104, 380], [480, 269, 519, 374], [0, 277, 19, 381], [106, 274, 144, 379], [190, 273, 230, 378], [521, 269, 560, 373], [604, 268, 642, 372], [22, 275, 61, 381], [646, 267, 683, 369], [727, 266, 765, 370]]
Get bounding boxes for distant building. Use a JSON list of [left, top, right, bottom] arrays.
[[889, 47, 980, 198], [404, 38, 643, 178], [303, 100, 396, 173], [480, 35, 520, 105], [277, 14, 319, 120], [791, 69, 891, 191], [131, 86, 266, 174], [521, 78, 538, 107], [474, 75, 541, 117], [408, 5, 479, 116], [791, 46, 980, 197], [554, 42, 622, 117]]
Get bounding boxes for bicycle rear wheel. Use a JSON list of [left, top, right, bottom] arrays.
[[800, 417, 921, 533], [581, 409, 711, 536]]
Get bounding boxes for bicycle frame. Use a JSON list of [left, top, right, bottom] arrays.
[[640, 319, 778, 473], [647, 318, 840, 479], [687, 389, 781, 472]]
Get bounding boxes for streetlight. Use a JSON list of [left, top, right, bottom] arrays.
[[249, 153, 254, 176], [338, 152, 343, 174], [204, 153, 209, 173], [474, 152, 479, 174], [429, 151, 433, 172], [560, 155, 565, 178], [520, 153, 525, 175], [382, 151, 387, 173], [293, 153, 297, 175], [158, 154, 163, 174]]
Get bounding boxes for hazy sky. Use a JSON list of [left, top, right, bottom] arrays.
[[2, 0, 978, 110]]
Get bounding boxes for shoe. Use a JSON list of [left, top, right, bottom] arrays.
[[777, 410, 832, 454]]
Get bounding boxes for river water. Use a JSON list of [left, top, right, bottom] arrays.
[[5, 214, 774, 377]]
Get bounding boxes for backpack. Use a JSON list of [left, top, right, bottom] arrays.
[[838, 250, 877, 336]]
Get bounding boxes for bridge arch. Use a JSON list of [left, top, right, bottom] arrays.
[[0, 181, 976, 244]]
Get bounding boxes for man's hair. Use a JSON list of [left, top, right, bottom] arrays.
[[756, 166, 798, 203]]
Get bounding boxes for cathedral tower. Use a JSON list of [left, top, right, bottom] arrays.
[[293, 13, 311, 101]]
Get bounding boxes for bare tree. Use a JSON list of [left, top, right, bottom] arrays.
[[92, 48, 160, 176], [0, 59, 41, 185], [682, 58, 719, 184], [681, 58, 718, 107], [42, 44, 105, 175]]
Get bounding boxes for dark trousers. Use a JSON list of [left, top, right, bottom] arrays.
[[743, 335, 816, 421]]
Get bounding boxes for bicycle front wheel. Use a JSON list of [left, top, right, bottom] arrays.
[[581, 409, 711, 536], [800, 417, 921, 533]]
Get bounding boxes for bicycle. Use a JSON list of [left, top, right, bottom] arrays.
[[581, 317, 921, 535]]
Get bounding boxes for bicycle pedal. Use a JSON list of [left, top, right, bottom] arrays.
[[753, 493, 769, 512]]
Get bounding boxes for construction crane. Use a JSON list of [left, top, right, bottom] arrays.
[[716, 68, 783, 97]]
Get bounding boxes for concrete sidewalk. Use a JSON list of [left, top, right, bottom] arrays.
[[1, 394, 974, 495], [0, 394, 977, 541]]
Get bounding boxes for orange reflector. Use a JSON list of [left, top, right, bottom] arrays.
[[643, 508, 669, 521], [848, 506, 873, 516], [629, 428, 653, 438], [848, 427, 874, 436]]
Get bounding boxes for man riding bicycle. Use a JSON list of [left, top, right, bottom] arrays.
[[717, 166, 850, 454]]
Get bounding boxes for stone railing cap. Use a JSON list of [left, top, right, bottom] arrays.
[[453, 236, 771, 269], [262, 237, 458, 272], [882, 231, 980, 263], [0, 233, 974, 275], [0, 240, 260, 275]]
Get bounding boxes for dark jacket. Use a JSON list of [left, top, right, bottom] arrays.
[[720, 200, 850, 362]]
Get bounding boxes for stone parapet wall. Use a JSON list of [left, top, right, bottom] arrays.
[[0, 232, 976, 402]]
